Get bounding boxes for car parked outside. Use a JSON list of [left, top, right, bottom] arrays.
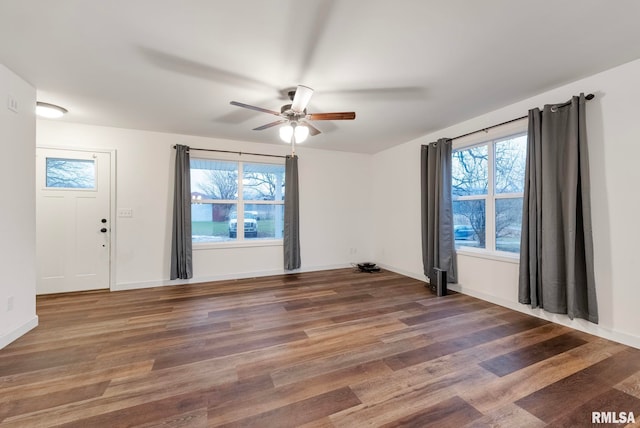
[[454, 225, 475, 240], [228, 211, 258, 238]]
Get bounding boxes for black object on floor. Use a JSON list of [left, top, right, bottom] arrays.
[[357, 263, 381, 273]]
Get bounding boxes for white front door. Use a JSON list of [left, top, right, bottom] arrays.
[[36, 148, 111, 294]]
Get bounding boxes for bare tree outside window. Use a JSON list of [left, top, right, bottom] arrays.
[[197, 170, 238, 200], [243, 172, 279, 200], [45, 158, 96, 189], [452, 145, 488, 247], [452, 146, 488, 197], [243, 164, 285, 202], [452, 133, 527, 253]]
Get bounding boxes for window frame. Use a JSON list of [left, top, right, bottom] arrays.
[[190, 153, 285, 249], [452, 118, 527, 260]]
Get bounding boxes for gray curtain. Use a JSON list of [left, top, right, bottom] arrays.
[[170, 144, 193, 279], [421, 138, 457, 283], [519, 94, 598, 323], [284, 155, 301, 270]]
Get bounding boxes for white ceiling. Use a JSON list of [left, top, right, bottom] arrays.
[[2, 0, 640, 154]]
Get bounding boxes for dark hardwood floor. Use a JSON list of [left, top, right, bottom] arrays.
[[1, 268, 639, 427]]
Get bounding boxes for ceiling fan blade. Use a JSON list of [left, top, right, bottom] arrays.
[[307, 112, 356, 121], [302, 121, 322, 136], [230, 101, 281, 117], [253, 119, 287, 131], [291, 85, 314, 112]]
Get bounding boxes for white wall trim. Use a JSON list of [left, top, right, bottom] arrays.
[[378, 263, 428, 283], [112, 263, 352, 291], [381, 263, 640, 350], [0, 316, 38, 350], [455, 248, 520, 264], [447, 283, 640, 350]]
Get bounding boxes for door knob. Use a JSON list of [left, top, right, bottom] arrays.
[[100, 228, 108, 233]]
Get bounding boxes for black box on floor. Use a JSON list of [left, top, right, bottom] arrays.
[[429, 268, 447, 296]]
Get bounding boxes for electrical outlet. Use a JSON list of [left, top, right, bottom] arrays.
[[118, 208, 133, 218], [7, 296, 14, 311], [7, 95, 18, 113]]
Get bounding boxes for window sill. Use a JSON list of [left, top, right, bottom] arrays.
[[194, 239, 283, 251], [456, 246, 520, 264]]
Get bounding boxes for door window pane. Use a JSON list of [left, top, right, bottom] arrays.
[[452, 145, 488, 197], [192, 203, 236, 242], [496, 197, 523, 253], [453, 199, 486, 249], [46, 158, 96, 189], [495, 135, 527, 194]]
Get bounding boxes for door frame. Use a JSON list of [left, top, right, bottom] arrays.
[[36, 145, 117, 292]]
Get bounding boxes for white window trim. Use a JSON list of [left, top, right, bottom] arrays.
[[191, 154, 285, 247], [456, 246, 520, 263], [194, 239, 283, 251], [452, 118, 527, 259]]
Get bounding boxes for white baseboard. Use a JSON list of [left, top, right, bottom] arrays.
[[379, 263, 640, 350], [377, 263, 428, 283], [0, 316, 39, 350], [447, 284, 640, 350], [112, 263, 352, 291]]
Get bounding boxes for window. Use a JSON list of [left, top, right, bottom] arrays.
[[46, 158, 96, 189], [190, 159, 285, 243], [452, 132, 527, 254]]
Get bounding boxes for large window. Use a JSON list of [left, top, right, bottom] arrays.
[[190, 159, 285, 243], [452, 133, 527, 254]]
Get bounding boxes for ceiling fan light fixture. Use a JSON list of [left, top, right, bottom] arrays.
[[36, 101, 68, 119], [279, 123, 309, 143]]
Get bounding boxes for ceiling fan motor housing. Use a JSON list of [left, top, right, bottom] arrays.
[[281, 104, 307, 118]]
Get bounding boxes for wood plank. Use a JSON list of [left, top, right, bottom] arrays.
[[479, 331, 588, 377], [0, 381, 110, 421], [152, 330, 309, 370], [378, 395, 483, 427], [54, 389, 209, 428], [212, 387, 361, 427]]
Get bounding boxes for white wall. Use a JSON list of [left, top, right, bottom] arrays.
[[36, 121, 374, 289], [0, 64, 38, 349], [373, 58, 640, 349]]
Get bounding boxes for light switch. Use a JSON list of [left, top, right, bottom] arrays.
[[7, 95, 18, 113], [118, 208, 133, 218]]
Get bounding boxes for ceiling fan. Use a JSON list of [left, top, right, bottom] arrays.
[[229, 85, 356, 142]]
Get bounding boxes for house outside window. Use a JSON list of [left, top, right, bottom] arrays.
[[190, 158, 285, 243], [452, 129, 527, 254]]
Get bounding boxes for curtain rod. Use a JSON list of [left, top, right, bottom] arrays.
[[451, 93, 595, 141], [173, 145, 287, 159]]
